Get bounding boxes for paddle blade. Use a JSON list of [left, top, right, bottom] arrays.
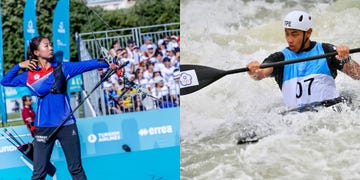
[[180, 64, 227, 95]]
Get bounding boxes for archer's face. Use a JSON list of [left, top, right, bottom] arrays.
[[35, 39, 54, 60], [284, 28, 311, 52]]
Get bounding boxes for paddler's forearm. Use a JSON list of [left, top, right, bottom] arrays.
[[342, 59, 360, 80]]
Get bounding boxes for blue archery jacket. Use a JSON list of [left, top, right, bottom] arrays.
[[1, 59, 108, 127]]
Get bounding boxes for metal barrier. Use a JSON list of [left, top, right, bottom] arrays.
[[104, 81, 180, 115], [76, 23, 180, 118], [77, 23, 180, 58]]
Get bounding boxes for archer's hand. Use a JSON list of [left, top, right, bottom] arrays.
[[109, 63, 118, 70], [19, 59, 38, 71]]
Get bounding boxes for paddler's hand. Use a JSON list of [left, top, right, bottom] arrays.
[[247, 61, 263, 80], [335, 45, 350, 60]]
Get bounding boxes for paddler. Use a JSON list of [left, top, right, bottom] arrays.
[[246, 10, 360, 111]]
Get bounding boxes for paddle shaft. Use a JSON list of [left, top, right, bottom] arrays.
[[224, 48, 360, 76], [180, 47, 360, 95]]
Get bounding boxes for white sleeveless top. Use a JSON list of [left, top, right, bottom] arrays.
[[281, 43, 339, 107]]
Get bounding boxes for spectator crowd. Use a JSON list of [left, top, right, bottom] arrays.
[[99, 35, 180, 114]]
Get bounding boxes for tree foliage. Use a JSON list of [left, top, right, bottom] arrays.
[[1, 0, 179, 71]]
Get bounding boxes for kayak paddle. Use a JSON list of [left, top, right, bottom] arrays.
[[180, 48, 360, 95]]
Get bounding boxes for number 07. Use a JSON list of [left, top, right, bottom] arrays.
[[296, 77, 314, 98]]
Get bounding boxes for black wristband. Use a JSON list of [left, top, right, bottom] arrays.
[[339, 56, 351, 69]]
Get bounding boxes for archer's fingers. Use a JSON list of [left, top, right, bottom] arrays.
[[28, 59, 38, 71], [109, 63, 118, 70]]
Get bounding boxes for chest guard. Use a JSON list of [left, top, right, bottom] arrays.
[[51, 63, 67, 94]]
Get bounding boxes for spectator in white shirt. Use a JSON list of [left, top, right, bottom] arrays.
[[146, 44, 157, 63], [154, 52, 165, 71], [120, 51, 135, 77], [167, 35, 179, 52], [110, 41, 120, 58], [151, 76, 169, 100], [140, 36, 157, 53], [131, 45, 141, 65], [134, 68, 150, 90], [143, 61, 155, 82], [161, 57, 175, 83], [126, 39, 135, 59]]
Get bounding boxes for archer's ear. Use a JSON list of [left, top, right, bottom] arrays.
[[34, 50, 39, 57]]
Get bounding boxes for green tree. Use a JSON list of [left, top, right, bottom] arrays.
[[1, 0, 26, 72], [1, 0, 179, 71]]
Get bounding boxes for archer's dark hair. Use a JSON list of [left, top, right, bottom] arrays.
[[27, 36, 49, 60]]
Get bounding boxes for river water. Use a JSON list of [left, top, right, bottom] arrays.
[[180, 0, 360, 179]]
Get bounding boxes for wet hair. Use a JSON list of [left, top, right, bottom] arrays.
[[27, 36, 49, 60]]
